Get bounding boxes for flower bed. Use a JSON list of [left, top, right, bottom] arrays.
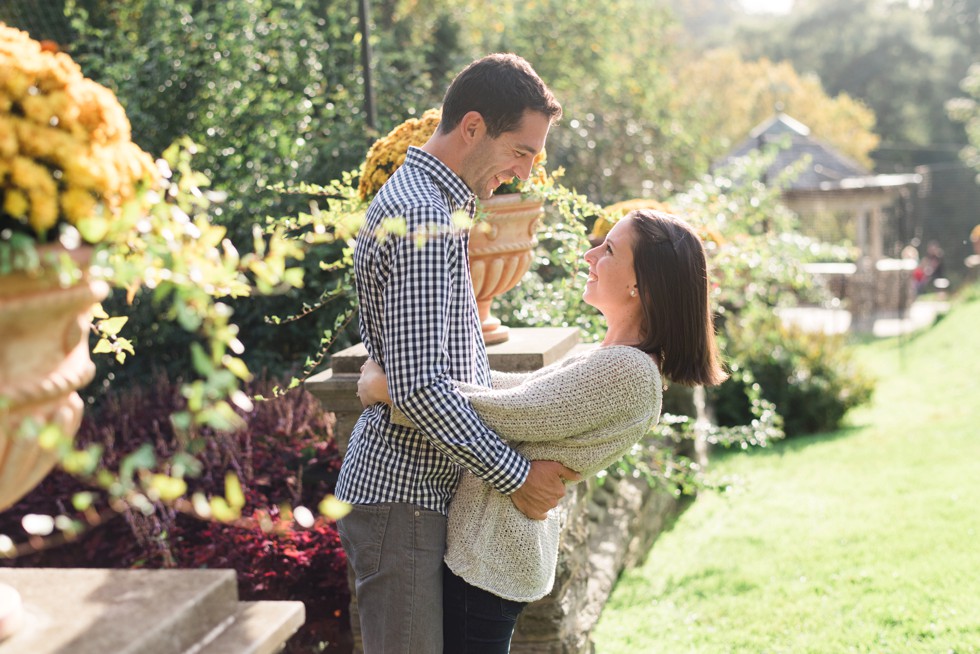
[[0, 376, 350, 652]]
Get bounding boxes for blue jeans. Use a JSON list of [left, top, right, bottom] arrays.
[[442, 563, 528, 653], [337, 503, 447, 654]]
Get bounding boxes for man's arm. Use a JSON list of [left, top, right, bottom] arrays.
[[380, 215, 573, 514]]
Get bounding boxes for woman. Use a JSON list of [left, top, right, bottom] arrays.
[[357, 209, 728, 652]]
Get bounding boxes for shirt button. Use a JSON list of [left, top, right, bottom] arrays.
[[415, 511, 420, 517]]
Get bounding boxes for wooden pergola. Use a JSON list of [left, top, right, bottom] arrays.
[[718, 114, 923, 329]]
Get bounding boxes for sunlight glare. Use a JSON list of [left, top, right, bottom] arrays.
[[740, 0, 794, 14]]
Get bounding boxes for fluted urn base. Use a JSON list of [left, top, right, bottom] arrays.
[[468, 193, 543, 345], [0, 246, 108, 512]]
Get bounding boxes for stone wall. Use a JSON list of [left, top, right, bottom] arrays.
[[512, 466, 691, 653]]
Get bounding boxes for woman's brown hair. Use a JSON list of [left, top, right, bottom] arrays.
[[628, 209, 728, 387]]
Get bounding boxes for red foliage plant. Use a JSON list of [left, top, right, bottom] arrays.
[[0, 375, 351, 652]]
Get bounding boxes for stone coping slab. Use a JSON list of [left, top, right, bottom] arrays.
[[314, 326, 580, 377], [0, 568, 303, 654]]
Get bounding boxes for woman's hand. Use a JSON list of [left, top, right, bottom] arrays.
[[357, 358, 391, 409]]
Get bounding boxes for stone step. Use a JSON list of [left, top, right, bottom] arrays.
[[0, 568, 302, 654], [201, 601, 305, 654]]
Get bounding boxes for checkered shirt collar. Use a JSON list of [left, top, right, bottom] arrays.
[[404, 146, 475, 213]]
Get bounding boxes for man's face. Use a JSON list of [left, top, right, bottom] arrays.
[[460, 110, 552, 200]]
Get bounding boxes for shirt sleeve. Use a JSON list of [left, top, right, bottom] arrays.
[[380, 209, 529, 495]]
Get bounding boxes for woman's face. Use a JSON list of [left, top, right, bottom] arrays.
[[583, 217, 638, 314]]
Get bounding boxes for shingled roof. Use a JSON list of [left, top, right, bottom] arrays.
[[717, 113, 871, 190]]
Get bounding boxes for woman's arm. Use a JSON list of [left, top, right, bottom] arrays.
[[489, 369, 533, 390], [460, 348, 660, 443], [357, 360, 537, 405]]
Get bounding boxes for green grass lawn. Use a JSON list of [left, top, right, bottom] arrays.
[[594, 286, 980, 654]]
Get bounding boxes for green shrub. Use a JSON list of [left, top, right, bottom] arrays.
[[710, 313, 874, 436]]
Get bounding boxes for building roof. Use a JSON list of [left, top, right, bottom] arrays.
[[716, 113, 873, 190]]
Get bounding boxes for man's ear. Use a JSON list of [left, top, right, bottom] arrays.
[[458, 111, 486, 144]]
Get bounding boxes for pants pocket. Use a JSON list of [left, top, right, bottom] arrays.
[[337, 504, 390, 581]]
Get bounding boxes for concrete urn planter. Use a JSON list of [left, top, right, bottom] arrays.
[[0, 246, 108, 512], [468, 193, 543, 344]]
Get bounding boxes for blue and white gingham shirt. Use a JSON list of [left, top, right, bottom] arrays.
[[335, 147, 530, 515]]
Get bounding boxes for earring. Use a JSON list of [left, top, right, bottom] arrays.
[[630, 288, 637, 297]]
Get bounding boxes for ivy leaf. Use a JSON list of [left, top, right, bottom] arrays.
[[120, 444, 157, 483], [318, 494, 351, 520], [96, 316, 129, 336], [76, 214, 109, 243], [72, 492, 95, 512], [221, 355, 252, 381], [189, 342, 214, 376], [209, 496, 238, 523], [224, 472, 245, 510], [147, 474, 188, 503], [92, 338, 114, 355]]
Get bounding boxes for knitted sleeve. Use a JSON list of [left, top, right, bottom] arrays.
[[457, 347, 660, 446], [489, 369, 533, 390]]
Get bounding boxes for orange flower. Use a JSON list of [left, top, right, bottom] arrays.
[[591, 198, 674, 241]]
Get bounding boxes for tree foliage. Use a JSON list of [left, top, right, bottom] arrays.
[[734, 0, 977, 169], [2, 0, 887, 420], [669, 48, 880, 172], [948, 62, 980, 179], [446, 0, 685, 203]]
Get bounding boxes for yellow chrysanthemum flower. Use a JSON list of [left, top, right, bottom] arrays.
[[1, 22, 158, 240], [358, 108, 442, 200], [590, 198, 724, 247], [28, 190, 59, 233], [0, 115, 16, 158], [3, 187, 28, 218], [11, 156, 55, 192], [61, 185, 99, 224]]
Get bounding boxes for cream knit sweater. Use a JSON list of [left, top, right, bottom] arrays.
[[443, 345, 663, 602]]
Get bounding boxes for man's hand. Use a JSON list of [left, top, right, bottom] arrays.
[[510, 460, 582, 520]]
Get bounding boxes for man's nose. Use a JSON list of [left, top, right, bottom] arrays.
[[516, 158, 534, 180]]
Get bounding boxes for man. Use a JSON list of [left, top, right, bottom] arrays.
[[335, 53, 579, 653]]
